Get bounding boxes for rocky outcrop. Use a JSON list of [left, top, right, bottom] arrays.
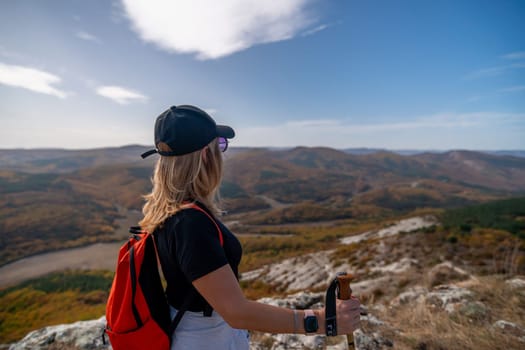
[[426, 284, 473, 312], [241, 250, 348, 293], [241, 216, 438, 295], [493, 320, 525, 342], [8, 316, 108, 350], [505, 277, 525, 290], [8, 292, 394, 350], [340, 216, 437, 245], [8, 217, 522, 350], [354, 329, 393, 350], [16, 272, 522, 350]]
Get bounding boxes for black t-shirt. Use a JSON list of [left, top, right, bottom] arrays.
[[154, 202, 242, 313]]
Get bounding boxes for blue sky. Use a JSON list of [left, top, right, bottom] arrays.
[[0, 0, 524, 150]]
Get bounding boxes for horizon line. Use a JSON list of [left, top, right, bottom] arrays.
[[0, 144, 524, 153]]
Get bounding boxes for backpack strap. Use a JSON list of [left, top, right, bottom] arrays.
[[180, 202, 224, 246], [160, 202, 225, 334], [168, 286, 196, 335], [180, 202, 224, 317]]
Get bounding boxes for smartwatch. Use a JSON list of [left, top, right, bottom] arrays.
[[303, 309, 319, 334]]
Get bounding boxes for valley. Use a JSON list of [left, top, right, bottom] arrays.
[[1, 146, 524, 348]]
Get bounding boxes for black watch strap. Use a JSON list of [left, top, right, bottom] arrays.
[[303, 310, 318, 333]]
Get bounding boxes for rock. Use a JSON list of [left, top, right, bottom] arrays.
[[241, 267, 266, 281], [391, 286, 427, 306], [370, 258, 419, 274], [427, 262, 470, 287], [242, 250, 353, 293], [425, 285, 472, 313], [354, 329, 394, 350], [505, 277, 525, 289], [493, 320, 525, 339], [269, 334, 324, 350], [258, 291, 324, 309], [458, 301, 490, 321], [350, 276, 392, 297], [340, 216, 437, 245], [326, 340, 348, 350], [9, 316, 109, 350], [361, 314, 385, 327]]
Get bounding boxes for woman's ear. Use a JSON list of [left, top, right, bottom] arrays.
[[201, 147, 208, 163]]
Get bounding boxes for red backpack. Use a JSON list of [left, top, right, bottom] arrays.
[[104, 204, 223, 350]]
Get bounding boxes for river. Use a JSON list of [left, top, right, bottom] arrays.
[[0, 242, 123, 288]]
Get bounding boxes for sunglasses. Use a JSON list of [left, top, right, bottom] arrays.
[[218, 137, 229, 153]]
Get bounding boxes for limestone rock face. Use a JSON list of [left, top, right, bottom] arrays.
[[8, 292, 394, 350], [8, 316, 109, 350], [13, 225, 518, 350], [425, 284, 473, 313]]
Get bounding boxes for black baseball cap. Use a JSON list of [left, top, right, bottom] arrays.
[[141, 105, 235, 158]]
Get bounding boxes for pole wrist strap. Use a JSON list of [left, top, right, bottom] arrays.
[[325, 277, 338, 336]]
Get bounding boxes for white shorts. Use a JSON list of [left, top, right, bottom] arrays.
[[170, 306, 250, 350]]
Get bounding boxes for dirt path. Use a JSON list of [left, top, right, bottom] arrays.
[[0, 242, 122, 288]]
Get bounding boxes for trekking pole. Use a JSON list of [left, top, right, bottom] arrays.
[[336, 273, 355, 349], [325, 272, 355, 350]]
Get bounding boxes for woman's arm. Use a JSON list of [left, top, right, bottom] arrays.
[[192, 264, 360, 335]]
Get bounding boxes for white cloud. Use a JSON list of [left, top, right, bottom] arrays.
[[464, 66, 507, 79], [96, 85, 148, 104], [466, 85, 525, 103], [0, 62, 68, 98], [502, 51, 525, 60], [499, 85, 525, 93], [120, 0, 318, 60], [75, 31, 102, 43], [301, 24, 329, 37], [464, 63, 525, 79]]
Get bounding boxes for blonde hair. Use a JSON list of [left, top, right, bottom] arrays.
[[139, 138, 223, 233]]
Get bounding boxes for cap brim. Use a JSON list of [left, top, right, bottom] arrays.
[[141, 149, 158, 158], [217, 125, 235, 139]]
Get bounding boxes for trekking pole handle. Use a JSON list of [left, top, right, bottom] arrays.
[[336, 273, 355, 349]]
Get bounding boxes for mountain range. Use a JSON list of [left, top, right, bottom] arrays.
[[1, 146, 524, 266], [1, 146, 525, 349]]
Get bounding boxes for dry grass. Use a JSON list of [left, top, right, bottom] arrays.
[[377, 276, 525, 350]]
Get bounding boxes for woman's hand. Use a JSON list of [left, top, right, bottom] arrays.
[[316, 296, 361, 335], [315, 297, 361, 335], [335, 297, 361, 334]]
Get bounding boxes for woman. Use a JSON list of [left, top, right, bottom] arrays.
[[139, 105, 361, 349]]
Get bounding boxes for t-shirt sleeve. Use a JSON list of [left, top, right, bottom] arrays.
[[174, 210, 227, 282]]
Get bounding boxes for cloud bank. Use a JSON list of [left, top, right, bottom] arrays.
[[96, 85, 148, 104], [120, 0, 317, 59], [0, 62, 67, 98], [234, 112, 525, 149]]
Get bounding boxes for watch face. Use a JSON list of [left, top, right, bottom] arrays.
[[304, 316, 319, 333]]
